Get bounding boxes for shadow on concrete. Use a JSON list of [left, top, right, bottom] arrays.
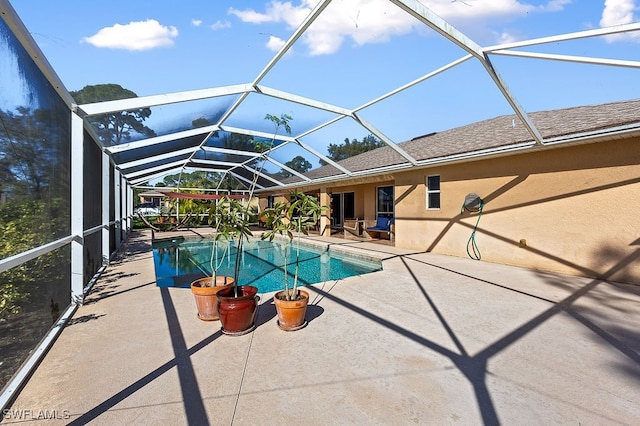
[[305, 246, 640, 426], [68, 288, 222, 426], [83, 281, 154, 305]]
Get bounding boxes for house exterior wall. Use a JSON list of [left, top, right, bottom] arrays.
[[260, 137, 639, 284], [394, 137, 640, 284], [327, 184, 367, 219]]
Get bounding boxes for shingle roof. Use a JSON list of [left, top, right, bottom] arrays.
[[289, 98, 640, 184]]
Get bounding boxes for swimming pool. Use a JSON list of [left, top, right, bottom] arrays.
[[152, 237, 382, 293]]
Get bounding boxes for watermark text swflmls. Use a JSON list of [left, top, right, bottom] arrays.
[[2, 409, 71, 420]]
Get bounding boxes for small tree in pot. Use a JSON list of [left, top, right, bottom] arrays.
[[214, 113, 294, 335], [190, 196, 249, 321], [261, 191, 327, 331]]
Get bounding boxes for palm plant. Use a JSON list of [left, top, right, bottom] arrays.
[[210, 114, 293, 333], [260, 191, 327, 301], [229, 113, 292, 290], [205, 196, 253, 287]]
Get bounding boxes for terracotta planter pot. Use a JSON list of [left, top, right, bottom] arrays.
[[190, 276, 234, 321], [217, 285, 259, 336], [274, 289, 309, 331]]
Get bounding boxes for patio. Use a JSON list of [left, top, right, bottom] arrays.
[[4, 230, 640, 425]]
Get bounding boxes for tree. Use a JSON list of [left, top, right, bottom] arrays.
[[0, 106, 68, 200], [321, 134, 386, 165], [192, 116, 213, 129], [156, 171, 219, 188], [70, 84, 156, 145], [274, 155, 312, 179]]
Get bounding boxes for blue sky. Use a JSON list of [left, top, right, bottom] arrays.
[[8, 0, 640, 167]]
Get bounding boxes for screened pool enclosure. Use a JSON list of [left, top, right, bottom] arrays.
[[2, 0, 640, 409]]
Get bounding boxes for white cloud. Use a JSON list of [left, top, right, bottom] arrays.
[[82, 19, 179, 51], [211, 20, 232, 30], [228, 0, 575, 55], [496, 31, 520, 44], [229, 1, 310, 25], [600, 0, 640, 42], [266, 35, 286, 52], [537, 0, 573, 12], [192, 19, 203, 27]]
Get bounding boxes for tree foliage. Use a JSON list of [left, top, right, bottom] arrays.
[[70, 84, 156, 145], [157, 171, 217, 189], [0, 199, 68, 318], [155, 170, 244, 191], [0, 103, 70, 320], [274, 155, 312, 179], [0, 107, 69, 200], [321, 134, 385, 165]]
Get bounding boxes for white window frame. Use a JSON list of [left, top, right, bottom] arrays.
[[426, 175, 440, 210], [376, 185, 394, 218]]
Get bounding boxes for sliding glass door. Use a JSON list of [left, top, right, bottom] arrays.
[[330, 192, 354, 228]]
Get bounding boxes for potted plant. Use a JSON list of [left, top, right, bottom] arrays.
[[261, 191, 327, 331], [213, 196, 258, 335], [216, 113, 293, 335], [190, 196, 238, 321]]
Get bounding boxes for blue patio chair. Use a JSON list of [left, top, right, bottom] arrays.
[[366, 216, 392, 232]]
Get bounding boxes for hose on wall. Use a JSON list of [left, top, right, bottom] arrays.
[[461, 194, 484, 261]]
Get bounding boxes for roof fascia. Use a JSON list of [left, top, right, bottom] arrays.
[[541, 123, 640, 147]]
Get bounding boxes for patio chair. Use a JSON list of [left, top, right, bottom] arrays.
[[342, 218, 363, 239], [365, 216, 394, 240], [367, 216, 391, 232]]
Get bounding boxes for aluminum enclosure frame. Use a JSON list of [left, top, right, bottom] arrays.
[[67, 1, 640, 193]]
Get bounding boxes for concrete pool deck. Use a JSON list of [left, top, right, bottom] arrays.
[[3, 230, 640, 425]]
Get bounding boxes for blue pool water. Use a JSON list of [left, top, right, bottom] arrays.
[[152, 237, 382, 293]]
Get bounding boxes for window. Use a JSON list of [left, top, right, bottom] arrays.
[[376, 186, 394, 218], [267, 195, 274, 209], [427, 175, 440, 209]]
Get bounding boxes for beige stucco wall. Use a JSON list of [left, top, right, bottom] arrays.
[[259, 137, 639, 284], [394, 137, 640, 284]]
